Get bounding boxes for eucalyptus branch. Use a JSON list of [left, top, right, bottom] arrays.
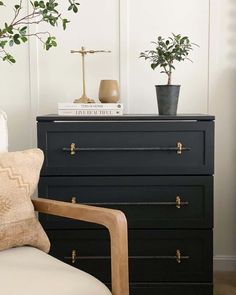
[[13, 11, 40, 26], [29, 31, 51, 47], [11, 0, 23, 25], [140, 34, 198, 85], [14, 19, 44, 25], [0, 0, 80, 63]]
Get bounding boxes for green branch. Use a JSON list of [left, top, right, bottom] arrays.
[[0, 0, 80, 63]]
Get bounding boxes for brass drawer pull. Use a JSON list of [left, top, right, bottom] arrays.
[[64, 250, 78, 264], [176, 196, 181, 208], [62, 143, 79, 155], [177, 142, 183, 155], [176, 249, 181, 263], [71, 197, 77, 204], [70, 143, 76, 155], [72, 249, 77, 264]]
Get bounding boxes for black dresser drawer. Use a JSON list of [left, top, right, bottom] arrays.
[[47, 229, 212, 284], [39, 176, 213, 229], [38, 121, 214, 176], [129, 283, 213, 295]]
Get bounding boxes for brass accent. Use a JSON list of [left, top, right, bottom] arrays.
[[71, 46, 111, 103], [72, 249, 77, 264], [70, 143, 76, 155], [176, 249, 181, 263], [176, 196, 181, 209], [71, 197, 77, 204], [177, 142, 183, 155]]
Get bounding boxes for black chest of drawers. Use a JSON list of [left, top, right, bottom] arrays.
[[37, 114, 215, 295]]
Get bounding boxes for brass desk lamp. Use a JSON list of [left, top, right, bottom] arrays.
[[71, 46, 111, 103]]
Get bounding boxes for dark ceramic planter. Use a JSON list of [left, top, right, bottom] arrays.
[[155, 85, 180, 115]]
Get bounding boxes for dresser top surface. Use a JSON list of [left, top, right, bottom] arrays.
[[37, 114, 215, 122]]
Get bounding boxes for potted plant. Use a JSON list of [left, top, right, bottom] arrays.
[[0, 0, 80, 63], [140, 34, 198, 115]]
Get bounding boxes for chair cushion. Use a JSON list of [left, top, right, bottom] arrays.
[[0, 246, 111, 295], [0, 149, 50, 252]]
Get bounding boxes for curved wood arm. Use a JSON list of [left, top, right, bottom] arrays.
[[32, 198, 129, 295]]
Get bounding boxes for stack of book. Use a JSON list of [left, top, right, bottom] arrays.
[[58, 103, 123, 116]]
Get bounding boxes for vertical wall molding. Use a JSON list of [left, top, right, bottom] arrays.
[[119, 0, 130, 113], [207, 0, 211, 114], [27, 18, 40, 148]]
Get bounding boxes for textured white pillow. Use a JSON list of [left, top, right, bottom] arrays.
[[0, 110, 8, 152]]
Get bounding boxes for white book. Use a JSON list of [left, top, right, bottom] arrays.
[[58, 102, 123, 110], [58, 109, 123, 116]]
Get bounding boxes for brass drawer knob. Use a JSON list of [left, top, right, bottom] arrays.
[[70, 143, 76, 155], [177, 142, 183, 155], [71, 197, 77, 204], [72, 249, 77, 264], [176, 249, 181, 263], [176, 196, 181, 209]]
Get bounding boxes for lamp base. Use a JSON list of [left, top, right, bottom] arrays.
[[74, 95, 95, 104]]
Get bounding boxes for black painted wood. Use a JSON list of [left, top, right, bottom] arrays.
[[37, 114, 215, 122], [37, 115, 214, 295], [37, 120, 214, 176], [39, 176, 213, 229], [46, 229, 213, 283], [128, 283, 213, 295]]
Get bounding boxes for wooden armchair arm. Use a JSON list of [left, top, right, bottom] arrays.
[[32, 198, 129, 295]]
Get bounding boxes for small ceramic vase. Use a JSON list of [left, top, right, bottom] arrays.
[[99, 80, 120, 103]]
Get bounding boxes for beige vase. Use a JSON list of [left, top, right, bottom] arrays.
[[99, 80, 120, 103]]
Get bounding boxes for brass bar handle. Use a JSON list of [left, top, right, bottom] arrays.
[[176, 249, 181, 263], [81, 198, 189, 207], [71, 197, 77, 204], [62, 143, 190, 153]]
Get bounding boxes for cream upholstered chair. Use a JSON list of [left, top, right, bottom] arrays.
[[0, 111, 129, 295]]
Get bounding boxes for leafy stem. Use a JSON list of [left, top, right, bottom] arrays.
[[0, 0, 80, 63]]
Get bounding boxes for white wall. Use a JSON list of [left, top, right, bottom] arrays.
[[0, 4, 31, 150], [0, 0, 235, 269], [209, 0, 236, 270]]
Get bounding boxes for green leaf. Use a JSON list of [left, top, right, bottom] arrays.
[[5, 23, 13, 34], [19, 26, 27, 34], [13, 34, 21, 45], [0, 40, 7, 48], [73, 5, 78, 13], [151, 63, 158, 70], [39, 1, 45, 8], [62, 18, 70, 30], [21, 36, 28, 43], [0, 1, 4, 6], [3, 53, 16, 64]]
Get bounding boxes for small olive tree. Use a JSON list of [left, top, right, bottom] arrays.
[[140, 34, 198, 85], [0, 0, 80, 63]]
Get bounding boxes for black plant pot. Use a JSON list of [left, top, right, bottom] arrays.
[[155, 85, 180, 115]]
